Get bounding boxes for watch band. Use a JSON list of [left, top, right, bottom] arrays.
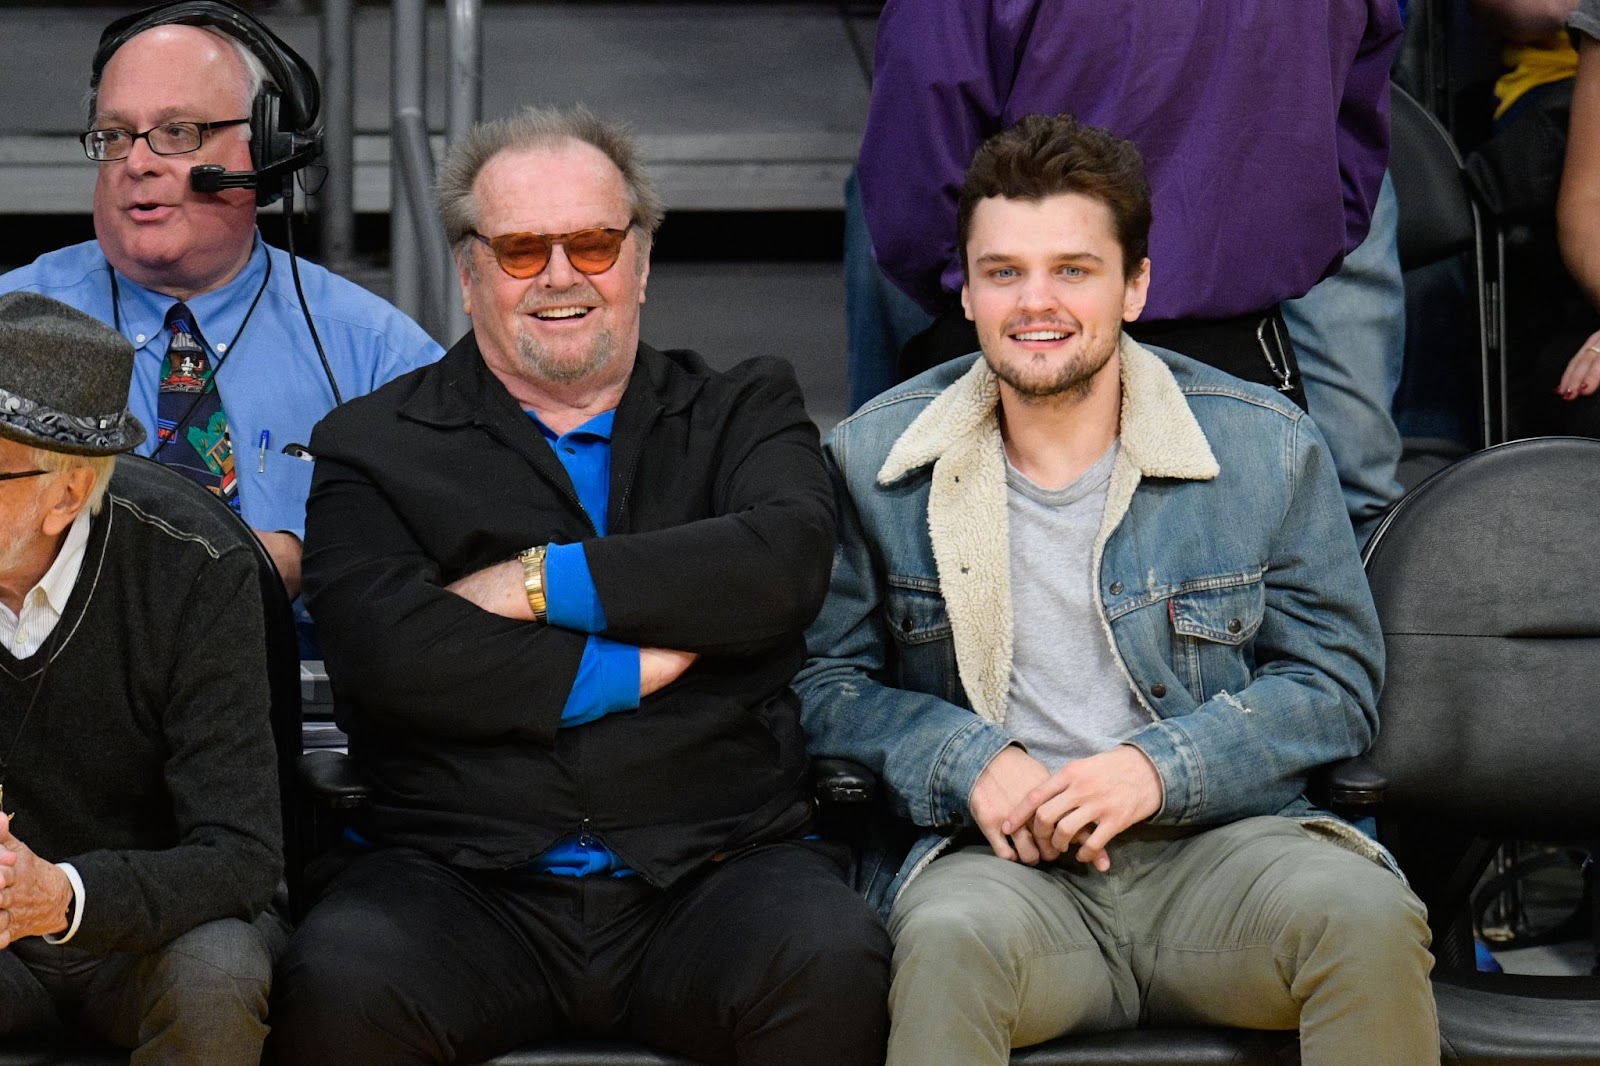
[[519, 545, 548, 622]]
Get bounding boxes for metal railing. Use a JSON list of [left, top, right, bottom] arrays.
[[317, 0, 478, 345]]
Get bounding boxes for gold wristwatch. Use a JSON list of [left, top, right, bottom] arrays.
[[519, 545, 549, 622]]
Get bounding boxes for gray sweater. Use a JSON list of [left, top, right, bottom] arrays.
[[0, 462, 281, 955]]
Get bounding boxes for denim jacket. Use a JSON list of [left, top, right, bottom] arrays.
[[795, 337, 1390, 918]]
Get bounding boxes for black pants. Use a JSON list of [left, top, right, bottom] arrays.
[[899, 304, 1307, 411], [268, 839, 890, 1066]]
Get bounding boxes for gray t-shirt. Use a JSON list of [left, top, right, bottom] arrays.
[[1003, 444, 1148, 771], [1574, 0, 1600, 41]]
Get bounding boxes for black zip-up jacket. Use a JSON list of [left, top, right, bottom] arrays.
[[303, 337, 835, 887]]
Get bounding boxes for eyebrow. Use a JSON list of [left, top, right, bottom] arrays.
[[92, 106, 214, 128], [973, 251, 1107, 267]]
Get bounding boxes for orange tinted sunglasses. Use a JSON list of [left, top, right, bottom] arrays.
[[471, 227, 630, 278]]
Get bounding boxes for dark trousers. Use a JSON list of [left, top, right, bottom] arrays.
[[268, 839, 890, 1066], [899, 305, 1307, 411]]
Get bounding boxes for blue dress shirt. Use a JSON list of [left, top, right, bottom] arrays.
[[0, 236, 442, 537]]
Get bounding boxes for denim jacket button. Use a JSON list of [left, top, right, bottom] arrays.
[[901, 616, 914, 634], [1108, 580, 1124, 595], [1227, 618, 1243, 634], [1150, 682, 1168, 698]]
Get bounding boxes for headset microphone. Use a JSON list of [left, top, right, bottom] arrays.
[[95, 0, 323, 208], [189, 164, 257, 194], [189, 142, 316, 197], [96, 0, 343, 405]]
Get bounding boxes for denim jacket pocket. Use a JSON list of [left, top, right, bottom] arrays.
[[1168, 575, 1265, 702], [884, 577, 964, 705]]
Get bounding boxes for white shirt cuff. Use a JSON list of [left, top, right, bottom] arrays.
[[42, 862, 84, 944]]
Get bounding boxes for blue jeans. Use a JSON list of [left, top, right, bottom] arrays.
[[1282, 172, 1406, 547], [844, 168, 933, 412]]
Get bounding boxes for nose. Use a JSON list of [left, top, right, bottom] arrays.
[[1016, 271, 1058, 314], [121, 132, 164, 174], [539, 242, 581, 288]]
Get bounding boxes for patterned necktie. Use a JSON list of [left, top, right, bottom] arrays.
[[155, 302, 239, 511]]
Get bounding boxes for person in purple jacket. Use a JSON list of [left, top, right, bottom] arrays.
[[857, 0, 1408, 539]]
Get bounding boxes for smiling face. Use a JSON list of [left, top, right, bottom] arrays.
[[459, 140, 649, 397], [961, 191, 1149, 405], [90, 25, 260, 301]]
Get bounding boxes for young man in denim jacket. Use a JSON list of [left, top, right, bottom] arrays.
[[796, 114, 1439, 1065]]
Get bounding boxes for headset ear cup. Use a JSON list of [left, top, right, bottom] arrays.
[[252, 85, 289, 206], [251, 86, 275, 173]]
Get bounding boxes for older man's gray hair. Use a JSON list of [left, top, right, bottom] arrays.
[[436, 104, 666, 265]]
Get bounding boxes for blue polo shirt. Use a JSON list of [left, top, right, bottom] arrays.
[[536, 409, 641, 877]]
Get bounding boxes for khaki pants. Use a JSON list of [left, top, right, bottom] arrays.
[[0, 909, 287, 1066], [886, 816, 1439, 1066]]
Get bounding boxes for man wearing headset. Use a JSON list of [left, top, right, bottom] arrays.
[[0, 0, 442, 600]]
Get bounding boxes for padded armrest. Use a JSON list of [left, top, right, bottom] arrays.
[[1326, 754, 1388, 811], [297, 748, 374, 810], [812, 757, 877, 806]]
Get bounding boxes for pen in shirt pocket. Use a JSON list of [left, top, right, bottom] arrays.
[[257, 430, 270, 473]]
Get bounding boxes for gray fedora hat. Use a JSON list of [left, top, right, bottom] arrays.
[[0, 291, 146, 456]]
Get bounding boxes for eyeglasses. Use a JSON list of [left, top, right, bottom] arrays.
[[0, 470, 47, 483], [471, 227, 631, 279], [80, 119, 250, 162]]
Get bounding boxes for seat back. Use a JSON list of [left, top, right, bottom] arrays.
[[1389, 80, 1508, 447], [1390, 82, 1479, 272], [1358, 437, 1600, 964], [1363, 437, 1600, 835], [109, 456, 303, 875]]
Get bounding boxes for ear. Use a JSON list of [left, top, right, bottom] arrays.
[[961, 282, 973, 322], [1122, 258, 1151, 322], [39, 467, 96, 537], [456, 251, 475, 317], [633, 232, 651, 306]]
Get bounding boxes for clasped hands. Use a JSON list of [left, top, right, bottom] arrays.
[[0, 813, 71, 948], [968, 745, 1162, 872]]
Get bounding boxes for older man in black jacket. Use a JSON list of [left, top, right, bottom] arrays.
[[269, 105, 889, 1066]]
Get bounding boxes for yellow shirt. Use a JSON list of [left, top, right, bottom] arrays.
[[1495, 30, 1579, 119]]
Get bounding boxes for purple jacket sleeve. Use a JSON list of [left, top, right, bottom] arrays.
[[859, 0, 1037, 314]]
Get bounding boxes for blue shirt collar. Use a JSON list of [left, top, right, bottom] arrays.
[[528, 408, 616, 444], [115, 234, 268, 359]]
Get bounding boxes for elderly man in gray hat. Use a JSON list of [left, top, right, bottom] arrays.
[[0, 291, 283, 1064]]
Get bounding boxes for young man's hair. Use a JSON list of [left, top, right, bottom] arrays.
[[957, 113, 1152, 281]]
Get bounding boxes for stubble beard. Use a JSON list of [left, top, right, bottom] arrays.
[[982, 321, 1119, 405], [515, 326, 617, 385]]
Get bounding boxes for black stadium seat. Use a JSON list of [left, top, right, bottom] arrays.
[[1333, 436, 1600, 1061]]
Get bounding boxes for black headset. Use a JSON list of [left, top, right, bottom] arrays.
[[91, 0, 323, 207], [93, 0, 345, 406]]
